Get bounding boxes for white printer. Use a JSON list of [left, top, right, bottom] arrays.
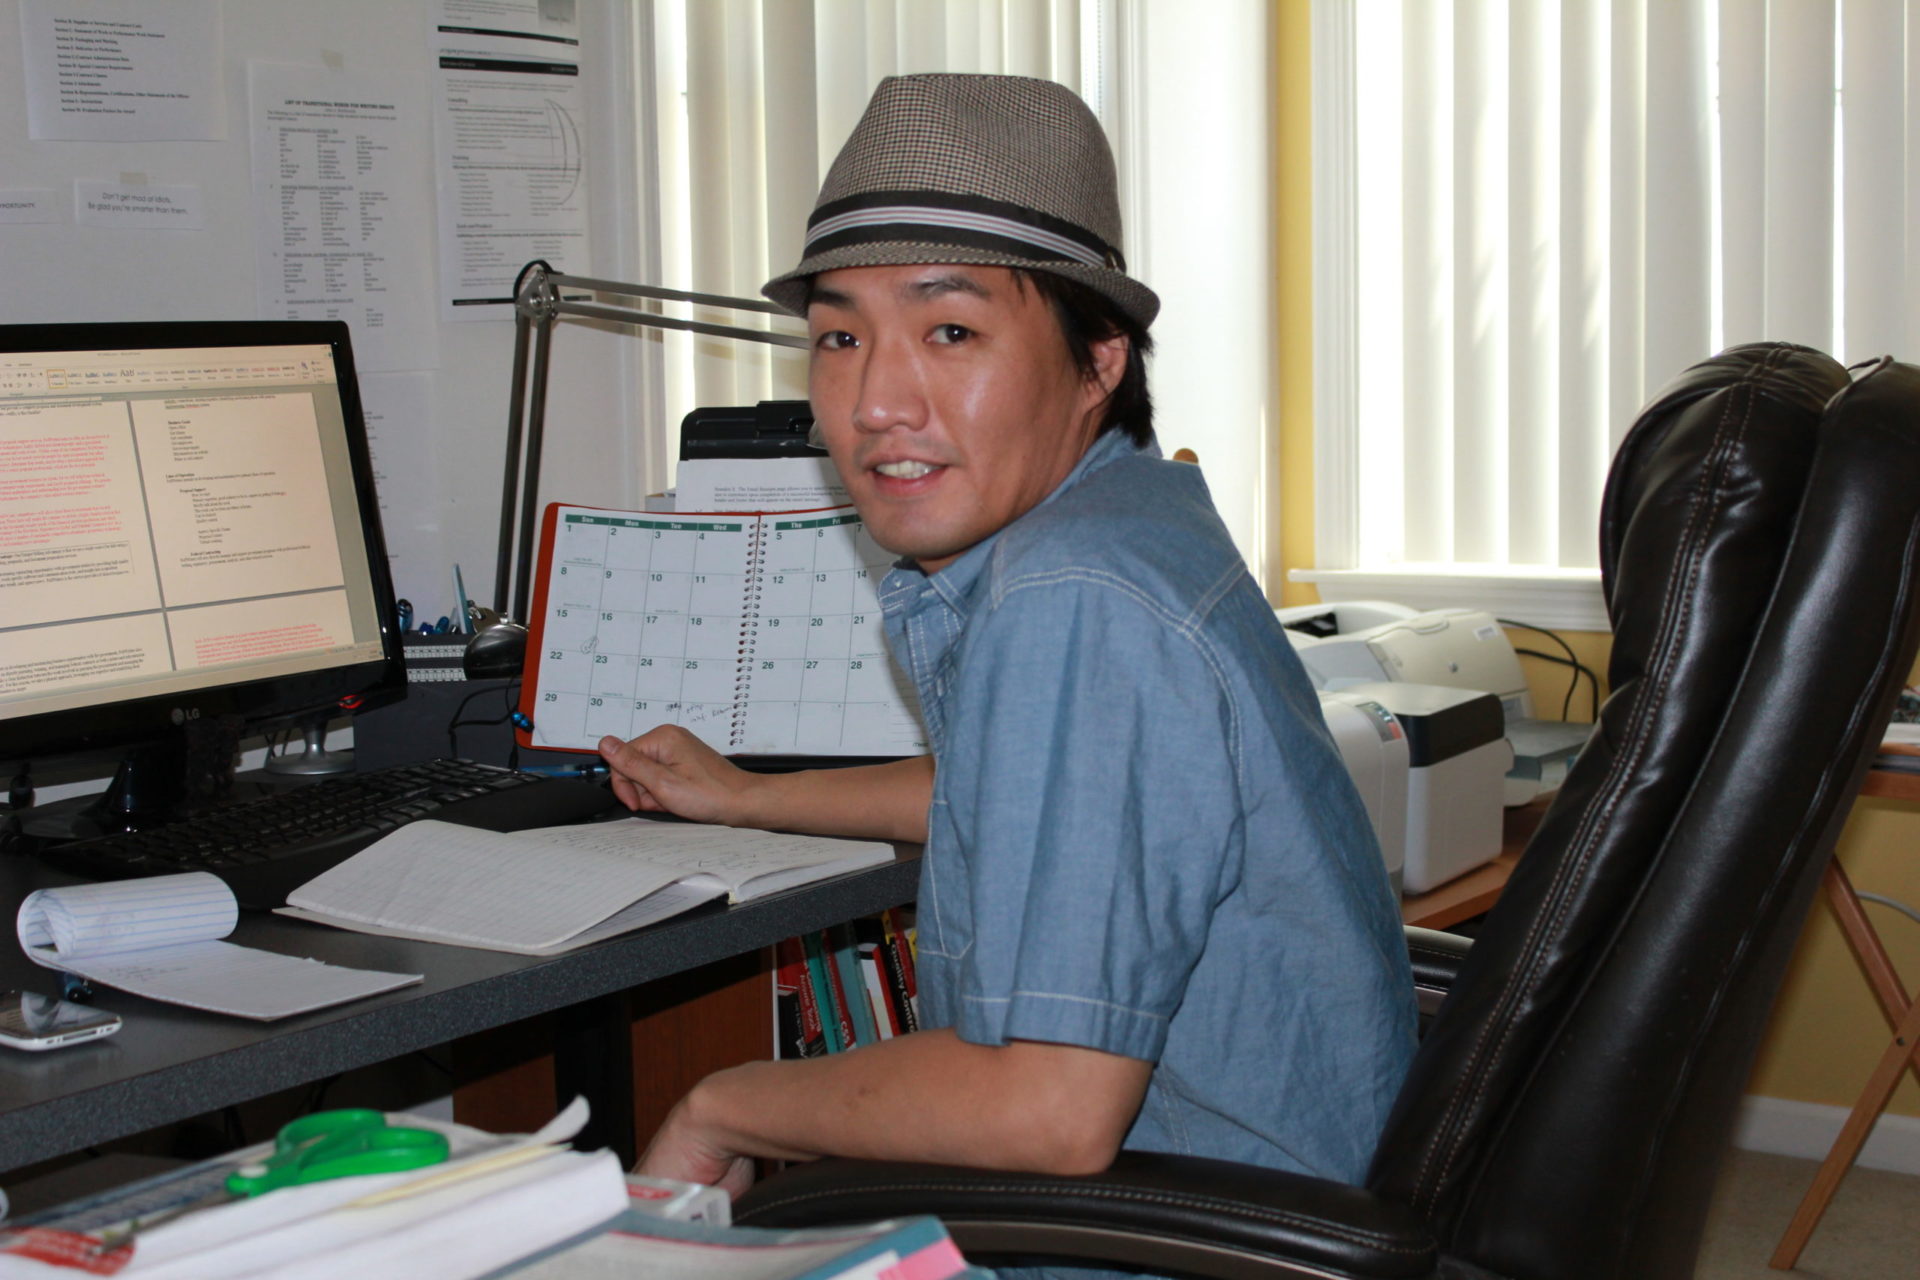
[[1317, 691, 1410, 893], [1333, 681, 1512, 893], [1281, 601, 1591, 805]]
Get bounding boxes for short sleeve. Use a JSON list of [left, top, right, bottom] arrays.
[[933, 574, 1243, 1062]]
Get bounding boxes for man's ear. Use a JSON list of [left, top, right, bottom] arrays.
[[1087, 333, 1130, 398]]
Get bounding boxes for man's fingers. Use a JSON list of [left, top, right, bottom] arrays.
[[607, 771, 646, 811], [600, 733, 655, 779], [601, 735, 662, 807]]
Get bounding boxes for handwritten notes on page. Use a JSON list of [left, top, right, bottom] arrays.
[[280, 818, 894, 956], [17, 872, 421, 1019]]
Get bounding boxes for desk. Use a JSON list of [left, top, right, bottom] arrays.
[[0, 850, 919, 1176]]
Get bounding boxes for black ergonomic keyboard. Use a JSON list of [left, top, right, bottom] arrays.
[[39, 758, 622, 910]]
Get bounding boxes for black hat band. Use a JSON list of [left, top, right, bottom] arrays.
[[804, 190, 1124, 272]]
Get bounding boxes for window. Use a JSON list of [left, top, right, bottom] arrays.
[[1304, 0, 1918, 630], [636, 1, 1278, 581]]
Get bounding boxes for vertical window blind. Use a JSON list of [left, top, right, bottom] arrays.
[[647, 0, 1107, 433], [1308, 0, 1918, 625]]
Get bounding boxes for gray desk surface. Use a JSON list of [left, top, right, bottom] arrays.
[[0, 848, 919, 1173]]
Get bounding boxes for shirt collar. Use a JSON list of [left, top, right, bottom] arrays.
[[888, 429, 1156, 614]]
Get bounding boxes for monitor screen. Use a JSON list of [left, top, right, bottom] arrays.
[[0, 321, 404, 763]]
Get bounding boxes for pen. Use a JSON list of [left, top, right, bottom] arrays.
[[520, 762, 611, 779], [453, 564, 472, 635]]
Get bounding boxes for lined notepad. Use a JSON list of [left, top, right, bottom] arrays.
[[279, 818, 895, 956], [17, 873, 421, 1019]]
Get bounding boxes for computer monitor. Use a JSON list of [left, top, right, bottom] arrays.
[[0, 320, 406, 827]]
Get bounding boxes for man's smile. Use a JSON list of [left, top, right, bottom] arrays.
[[873, 460, 942, 480]]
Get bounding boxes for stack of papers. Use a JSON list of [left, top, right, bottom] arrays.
[[16, 873, 420, 1019], [0, 1101, 625, 1280], [0, 1102, 984, 1280]]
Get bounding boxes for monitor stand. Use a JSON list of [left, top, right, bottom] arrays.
[[264, 712, 354, 777], [22, 716, 248, 842]]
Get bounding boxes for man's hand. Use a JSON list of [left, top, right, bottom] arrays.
[[599, 727, 763, 827], [598, 735, 936, 843], [636, 1088, 759, 1198]]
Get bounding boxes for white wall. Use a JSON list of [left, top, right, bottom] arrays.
[[0, 0, 649, 616]]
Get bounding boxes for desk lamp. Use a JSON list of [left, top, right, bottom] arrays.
[[471, 260, 808, 678]]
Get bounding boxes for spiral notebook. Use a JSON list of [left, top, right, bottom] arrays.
[[516, 502, 927, 757]]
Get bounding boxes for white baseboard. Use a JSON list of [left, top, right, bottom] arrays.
[[1735, 1095, 1920, 1175]]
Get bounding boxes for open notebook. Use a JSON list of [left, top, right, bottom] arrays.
[[278, 818, 895, 955]]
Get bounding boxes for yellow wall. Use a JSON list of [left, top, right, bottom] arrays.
[[1268, 0, 1920, 1119], [1271, 0, 1315, 609]]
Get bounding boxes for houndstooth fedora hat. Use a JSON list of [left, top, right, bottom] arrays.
[[762, 73, 1158, 328]]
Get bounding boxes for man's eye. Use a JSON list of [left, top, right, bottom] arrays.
[[930, 324, 972, 345], [815, 330, 858, 350]]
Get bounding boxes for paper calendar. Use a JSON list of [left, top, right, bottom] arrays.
[[517, 503, 927, 757]]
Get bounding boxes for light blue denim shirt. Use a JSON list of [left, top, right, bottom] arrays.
[[879, 431, 1416, 1203]]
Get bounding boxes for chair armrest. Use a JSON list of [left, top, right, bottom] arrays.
[[735, 1151, 1438, 1279], [1406, 925, 1472, 1021]]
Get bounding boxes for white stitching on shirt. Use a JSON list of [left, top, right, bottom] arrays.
[[961, 990, 1171, 1022]]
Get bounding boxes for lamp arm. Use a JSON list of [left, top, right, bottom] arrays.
[[493, 260, 806, 621]]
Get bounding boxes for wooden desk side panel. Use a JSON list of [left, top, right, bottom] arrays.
[[451, 949, 774, 1154], [627, 949, 774, 1145]]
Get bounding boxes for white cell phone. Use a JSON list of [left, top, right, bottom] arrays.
[[0, 991, 122, 1051]]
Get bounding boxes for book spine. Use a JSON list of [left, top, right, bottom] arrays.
[[828, 923, 880, 1047], [800, 931, 849, 1054], [776, 937, 827, 1058], [854, 916, 910, 1036], [878, 929, 919, 1034], [882, 907, 920, 1026], [731, 516, 766, 750], [775, 987, 804, 1060], [857, 943, 898, 1039]]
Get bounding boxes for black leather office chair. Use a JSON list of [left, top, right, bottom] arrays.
[[734, 343, 1920, 1280]]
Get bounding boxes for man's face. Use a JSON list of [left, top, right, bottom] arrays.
[[807, 264, 1125, 574]]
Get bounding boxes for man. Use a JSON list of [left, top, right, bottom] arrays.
[[600, 73, 1414, 1224]]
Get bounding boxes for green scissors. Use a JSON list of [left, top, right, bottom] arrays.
[[225, 1109, 450, 1197], [96, 1110, 451, 1250]]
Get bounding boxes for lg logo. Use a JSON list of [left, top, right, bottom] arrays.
[[169, 707, 202, 725]]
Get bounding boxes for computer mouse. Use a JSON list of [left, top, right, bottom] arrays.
[[463, 618, 529, 679]]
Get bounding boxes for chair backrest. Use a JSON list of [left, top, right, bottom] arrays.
[[1367, 344, 1920, 1280]]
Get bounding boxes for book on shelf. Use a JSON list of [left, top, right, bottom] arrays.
[[515, 502, 930, 758], [775, 936, 829, 1059], [857, 938, 898, 1039], [278, 818, 894, 956], [802, 929, 856, 1053], [826, 921, 881, 1047], [879, 909, 921, 1033], [855, 917, 916, 1038]]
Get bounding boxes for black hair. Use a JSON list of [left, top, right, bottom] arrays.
[[1015, 270, 1155, 447]]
